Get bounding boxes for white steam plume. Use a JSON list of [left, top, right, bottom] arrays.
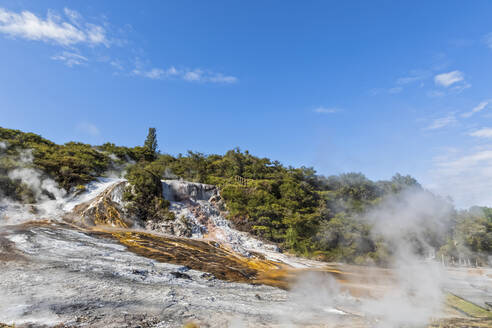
[[358, 188, 453, 326], [276, 187, 455, 327]]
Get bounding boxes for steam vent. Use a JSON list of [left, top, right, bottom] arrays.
[[0, 172, 490, 327]]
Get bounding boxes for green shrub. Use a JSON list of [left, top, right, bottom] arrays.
[[0, 127, 137, 195], [4, 126, 481, 266], [123, 164, 174, 222]]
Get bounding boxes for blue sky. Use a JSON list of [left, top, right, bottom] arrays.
[[1, 1, 492, 208]]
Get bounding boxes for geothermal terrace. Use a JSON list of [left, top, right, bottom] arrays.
[[0, 179, 491, 327]]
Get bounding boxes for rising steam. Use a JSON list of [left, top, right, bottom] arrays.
[[276, 187, 456, 327], [0, 148, 123, 224], [359, 188, 454, 327]]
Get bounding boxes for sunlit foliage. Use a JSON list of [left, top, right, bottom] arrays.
[[2, 127, 490, 265]]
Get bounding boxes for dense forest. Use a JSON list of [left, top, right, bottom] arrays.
[[0, 127, 490, 265]]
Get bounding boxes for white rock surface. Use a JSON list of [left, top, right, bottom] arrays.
[[0, 224, 289, 327], [161, 179, 326, 268]]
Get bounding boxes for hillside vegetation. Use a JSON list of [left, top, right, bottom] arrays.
[[0, 126, 490, 265]]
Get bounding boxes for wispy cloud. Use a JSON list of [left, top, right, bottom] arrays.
[[483, 32, 492, 49], [371, 69, 430, 95], [431, 70, 470, 95], [426, 101, 489, 133], [430, 148, 492, 207], [133, 66, 238, 84], [427, 90, 446, 98], [434, 70, 464, 87], [51, 51, 87, 66], [388, 87, 403, 94], [110, 60, 123, 71], [133, 67, 173, 80], [437, 149, 492, 172], [425, 115, 456, 130], [76, 122, 100, 137], [469, 128, 492, 138], [462, 101, 489, 118], [313, 106, 339, 114], [0, 7, 238, 84], [207, 73, 238, 83], [0, 7, 108, 47], [396, 70, 430, 85]]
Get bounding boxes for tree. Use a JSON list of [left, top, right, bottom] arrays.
[[123, 164, 173, 222], [144, 128, 158, 161]]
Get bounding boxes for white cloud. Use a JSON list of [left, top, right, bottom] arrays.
[[483, 32, 492, 49], [461, 101, 489, 118], [371, 69, 430, 96], [396, 76, 421, 85], [133, 66, 237, 84], [388, 87, 403, 94], [133, 66, 178, 80], [438, 150, 492, 171], [429, 148, 492, 207], [86, 24, 106, 45], [0, 7, 237, 84], [469, 128, 492, 138], [167, 66, 178, 75], [313, 107, 339, 114], [183, 70, 202, 82], [0, 7, 108, 47], [63, 8, 82, 27], [396, 70, 430, 85], [208, 73, 238, 83], [451, 81, 471, 94], [135, 68, 165, 79], [110, 60, 123, 70], [425, 115, 456, 130], [51, 51, 87, 66], [427, 90, 445, 98], [434, 70, 464, 87], [76, 122, 99, 137]]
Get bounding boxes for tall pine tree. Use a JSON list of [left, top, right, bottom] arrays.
[[144, 127, 158, 160]]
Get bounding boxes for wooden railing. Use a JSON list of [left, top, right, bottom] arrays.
[[234, 175, 249, 187]]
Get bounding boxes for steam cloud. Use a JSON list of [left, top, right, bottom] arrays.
[[359, 188, 454, 327], [0, 147, 130, 224], [275, 187, 455, 327], [1, 149, 66, 223]]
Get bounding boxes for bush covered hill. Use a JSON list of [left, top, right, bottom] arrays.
[[0, 126, 490, 265]]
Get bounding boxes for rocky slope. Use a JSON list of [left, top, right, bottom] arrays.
[[1, 179, 491, 327], [0, 222, 291, 328]]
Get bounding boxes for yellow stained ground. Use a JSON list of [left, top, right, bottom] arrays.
[[11, 221, 492, 327]]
